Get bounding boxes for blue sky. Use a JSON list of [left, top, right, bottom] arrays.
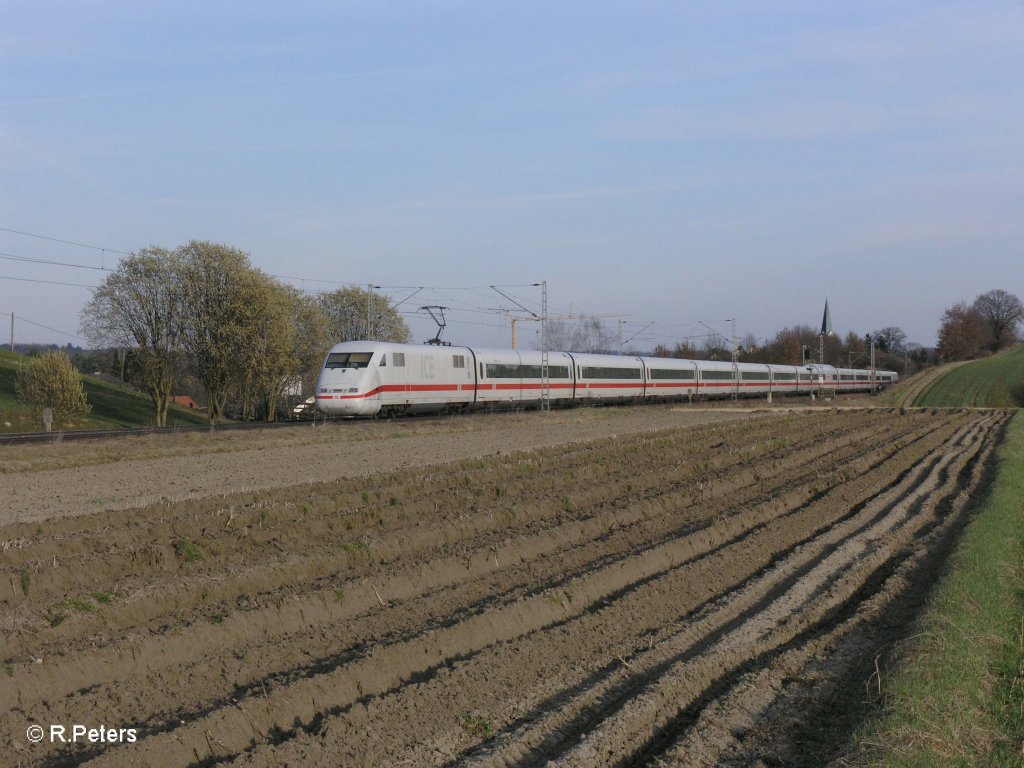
[[1, 1, 1021, 351]]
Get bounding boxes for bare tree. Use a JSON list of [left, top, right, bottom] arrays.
[[843, 331, 867, 367], [768, 325, 819, 365], [650, 340, 701, 359], [177, 241, 263, 423], [973, 289, 1023, 351], [672, 340, 700, 359], [701, 333, 729, 360], [235, 274, 299, 421], [570, 316, 616, 353], [871, 327, 907, 353], [319, 287, 411, 344], [937, 301, 990, 360], [80, 248, 182, 426], [533, 315, 615, 353], [292, 292, 332, 399], [541, 319, 571, 351]]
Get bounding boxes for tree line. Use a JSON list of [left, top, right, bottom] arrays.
[[584, 289, 1021, 373], [648, 324, 922, 375], [79, 240, 410, 425], [936, 289, 1023, 361]]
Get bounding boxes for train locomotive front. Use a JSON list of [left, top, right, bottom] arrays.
[[315, 341, 479, 418], [314, 342, 390, 417]]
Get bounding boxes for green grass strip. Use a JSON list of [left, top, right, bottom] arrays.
[[0, 347, 209, 431], [846, 411, 1024, 766]]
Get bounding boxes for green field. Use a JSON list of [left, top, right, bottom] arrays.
[[0, 348, 210, 433], [912, 346, 1024, 408], [847, 411, 1024, 766], [853, 348, 1024, 763]]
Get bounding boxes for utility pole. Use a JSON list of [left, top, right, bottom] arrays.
[[619, 320, 653, 355], [699, 318, 739, 401], [366, 284, 374, 339], [9, 312, 13, 353], [870, 340, 877, 393], [493, 283, 625, 351], [729, 317, 738, 401], [490, 286, 541, 350], [540, 280, 550, 412]]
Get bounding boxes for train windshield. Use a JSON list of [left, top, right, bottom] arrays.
[[325, 351, 374, 369]]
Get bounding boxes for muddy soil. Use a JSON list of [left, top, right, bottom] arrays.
[[0, 406, 1007, 767]]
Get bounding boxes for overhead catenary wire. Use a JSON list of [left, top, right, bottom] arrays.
[[0, 274, 100, 289], [3, 226, 650, 345], [1, 226, 553, 308], [0, 226, 132, 255], [4, 312, 88, 341], [0, 227, 544, 293], [0, 250, 113, 272]]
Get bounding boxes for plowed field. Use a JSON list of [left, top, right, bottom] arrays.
[[0, 407, 1007, 767]]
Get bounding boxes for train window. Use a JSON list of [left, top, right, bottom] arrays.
[[453, 355, 465, 368], [773, 372, 796, 381], [740, 371, 768, 380], [483, 363, 570, 379], [701, 371, 734, 381], [485, 363, 518, 378], [380, 355, 386, 367], [325, 352, 374, 369], [580, 366, 641, 379], [523, 365, 569, 379], [650, 369, 695, 380], [393, 353, 405, 367]]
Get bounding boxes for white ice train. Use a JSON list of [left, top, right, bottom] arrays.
[[314, 341, 898, 418]]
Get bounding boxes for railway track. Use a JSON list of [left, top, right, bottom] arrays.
[[0, 418, 319, 446], [0, 391, 886, 447]]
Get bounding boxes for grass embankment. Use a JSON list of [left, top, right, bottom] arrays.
[[846, 412, 1024, 766], [912, 346, 1024, 408], [0, 348, 209, 432]]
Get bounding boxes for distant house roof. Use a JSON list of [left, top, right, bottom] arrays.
[[171, 395, 200, 409]]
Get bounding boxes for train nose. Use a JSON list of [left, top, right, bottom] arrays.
[[315, 387, 375, 417], [316, 388, 351, 414]]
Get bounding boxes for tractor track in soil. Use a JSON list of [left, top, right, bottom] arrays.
[[0, 407, 1007, 767]]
